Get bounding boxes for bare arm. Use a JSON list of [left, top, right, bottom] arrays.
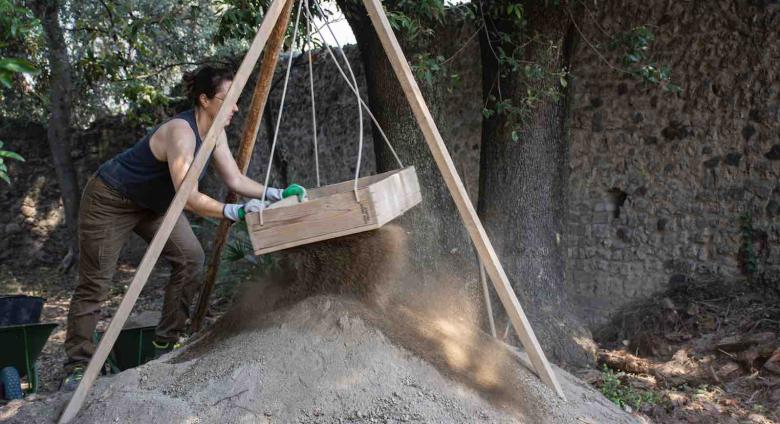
[[166, 124, 225, 218], [212, 130, 269, 198]]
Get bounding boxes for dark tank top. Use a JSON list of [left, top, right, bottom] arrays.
[[97, 109, 212, 214]]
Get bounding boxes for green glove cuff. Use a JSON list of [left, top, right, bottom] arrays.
[[282, 183, 306, 201], [238, 207, 246, 221]]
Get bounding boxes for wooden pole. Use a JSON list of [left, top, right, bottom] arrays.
[[479, 258, 497, 337], [361, 0, 566, 399], [191, 0, 294, 333], [56, 1, 288, 422]]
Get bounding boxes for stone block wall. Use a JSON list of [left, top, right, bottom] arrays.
[[211, 42, 482, 203], [565, 0, 780, 324]]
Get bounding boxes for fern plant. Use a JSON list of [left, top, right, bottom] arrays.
[[0, 140, 24, 184]]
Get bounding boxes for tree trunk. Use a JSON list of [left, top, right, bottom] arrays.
[[339, 3, 479, 289], [478, 1, 595, 369], [31, 0, 80, 272]]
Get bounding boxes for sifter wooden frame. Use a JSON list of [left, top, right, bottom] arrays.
[[246, 166, 421, 255]]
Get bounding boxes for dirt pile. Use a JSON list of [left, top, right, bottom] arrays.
[[6, 295, 632, 423], [4, 226, 634, 423]]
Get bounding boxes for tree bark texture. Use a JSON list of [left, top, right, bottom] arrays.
[[478, 1, 595, 369], [340, 3, 480, 289], [31, 0, 80, 271]]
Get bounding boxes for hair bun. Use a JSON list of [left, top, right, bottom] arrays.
[[182, 71, 196, 100], [182, 65, 234, 107]]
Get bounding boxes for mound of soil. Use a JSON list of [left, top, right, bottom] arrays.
[[6, 294, 631, 423], [4, 226, 634, 423]]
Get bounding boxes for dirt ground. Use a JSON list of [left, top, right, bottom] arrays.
[[587, 278, 780, 423]]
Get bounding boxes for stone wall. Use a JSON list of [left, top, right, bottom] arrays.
[[565, 0, 780, 324], [210, 43, 482, 202]]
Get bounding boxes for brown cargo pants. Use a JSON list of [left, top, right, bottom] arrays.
[[64, 175, 205, 371]]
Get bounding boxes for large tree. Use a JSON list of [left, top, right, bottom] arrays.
[[30, 0, 80, 271], [476, 1, 596, 369]]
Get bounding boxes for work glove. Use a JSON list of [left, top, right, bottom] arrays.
[[265, 183, 307, 202], [223, 199, 267, 222]]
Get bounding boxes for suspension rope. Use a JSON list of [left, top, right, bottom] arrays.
[[304, 0, 320, 187], [259, 0, 304, 225], [307, 0, 404, 177], [258, 0, 405, 222], [303, 5, 403, 169], [310, 0, 363, 199]]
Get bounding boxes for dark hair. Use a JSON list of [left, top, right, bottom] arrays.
[[182, 65, 234, 107]]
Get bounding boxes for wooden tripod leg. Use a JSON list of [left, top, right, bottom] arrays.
[[361, 0, 566, 400], [56, 1, 289, 422], [191, 0, 294, 333], [479, 258, 497, 337]]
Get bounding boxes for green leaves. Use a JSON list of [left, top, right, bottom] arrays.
[[411, 52, 445, 87], [224, 221, 258, 265], [48, 0, 216, 125], [0, 57, 38, 88], [598, 364, 660, 411], [384, 0, 452, 44], [0, 57, 37, 74], [0, 0, 41, 89], [0, 0, 34, 184], [214, 0, 270, 46], [0, 0, 39, 47], [225, 238, 254, 263], [505, 3, 523, 20], [0, 140, 25, 185], [609, 26, 680, 91], [213, 0, 324, 49]]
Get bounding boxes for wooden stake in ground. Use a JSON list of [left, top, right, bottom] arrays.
[[56, 1, 289, 422], [191, 0, 295, 333], [479, 258, 497, 337], [361, 0, 565, 399]]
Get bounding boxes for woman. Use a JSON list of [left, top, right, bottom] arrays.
[[62, 66, 305, 390]]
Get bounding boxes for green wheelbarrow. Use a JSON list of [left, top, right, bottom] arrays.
[[0, 322, 58, 397], [0, 295, 58, 399], [95, 322, 158, 373]]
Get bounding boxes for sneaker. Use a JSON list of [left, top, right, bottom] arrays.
[[61, 366, 84, 392], [152, 341, 181, 359]]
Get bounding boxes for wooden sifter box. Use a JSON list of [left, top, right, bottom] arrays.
[[246, 166, 421, 255]]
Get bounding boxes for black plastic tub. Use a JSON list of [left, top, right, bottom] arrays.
[[0, 295, 45, 326]]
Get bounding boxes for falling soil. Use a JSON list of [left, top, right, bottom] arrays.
[[3, 225, 634, 423]]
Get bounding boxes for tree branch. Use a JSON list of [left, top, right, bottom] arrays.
[[563, 5, 633, 77], [440, 23, 483, 67]]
